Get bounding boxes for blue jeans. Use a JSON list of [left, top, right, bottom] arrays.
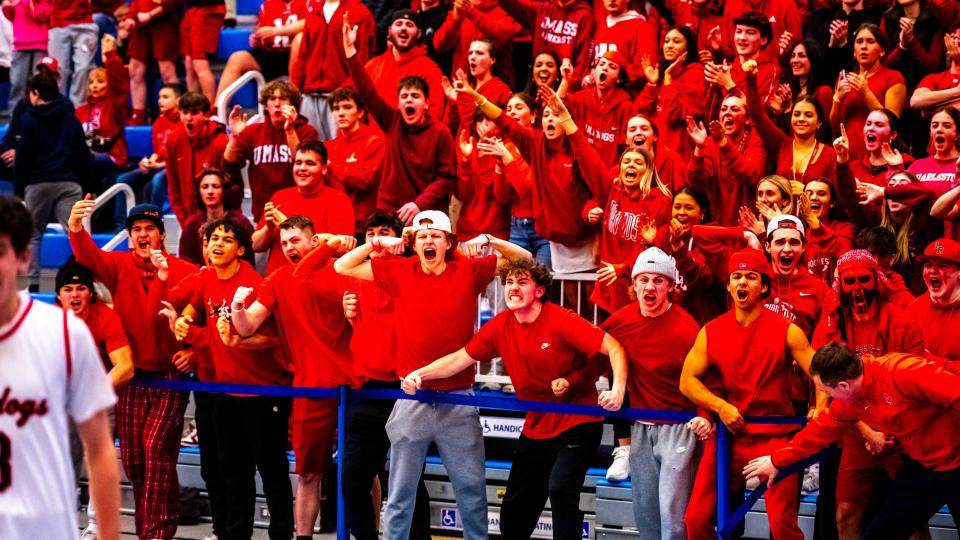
[[114, 168, 169, 228], [92, 12, 118, 66], [509, 216, 551, 269], [383, 390, 488, 540]]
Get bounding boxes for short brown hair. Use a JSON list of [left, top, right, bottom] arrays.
[[498, 258, 552, 290], [260, 79, 302, 110], [279, 215, 315, 236]]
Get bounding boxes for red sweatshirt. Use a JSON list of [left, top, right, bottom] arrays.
[[592, 12, 657, 86], [69, 228, 198, 371], [654, 226, 728, 325], [634, 62, 706, 161], [688, 130, 768, 227], [766, 268, 835, 338], [225, 115, 318, 222], [585, 185, 672, 313], [363, 46, 446, 121], [455, 149, 511, 240], [165, 118, 229, 224], [495, 115, 608, 246], [498, 0, 596, 82], [566, 86, 634, 167], [290, 0, 374, 94], [75, 50, 128, 166], [152, 110, 180, 163], [654, 146, 689, 195], [347, 54, 456, 216], [455, 76, 512, 129], [910, 294, 960, 371], [503, 143, 533, 218], [721, 0, 802, 62], [433, 5, 522, 89], [326, 122, 385, 233], [805, 220, 856, 282], [51, 0, 91, 27], [664, 0, 724, 56], [772, 353, 960, 471], [255, 0, 306, 52]]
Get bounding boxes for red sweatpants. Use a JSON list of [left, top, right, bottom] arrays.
[[685, 433, 803, 540]]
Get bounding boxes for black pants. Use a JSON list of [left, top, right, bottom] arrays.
[[214, 394, 294, 540], [500, 421, 603, 540], [813, 446, 841, 540], [863, 458, 960, 540], [194, 391, 228, 537], [342, 379, 431, 540]]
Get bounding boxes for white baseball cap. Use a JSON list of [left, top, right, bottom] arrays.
[[411, 210, 452, 233], [766, 214, 805, 238]]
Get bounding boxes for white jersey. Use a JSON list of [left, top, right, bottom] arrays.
[[0, 291, 116, 539]]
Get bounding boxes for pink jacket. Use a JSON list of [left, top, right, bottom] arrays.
[[2, 0, 52, 50]]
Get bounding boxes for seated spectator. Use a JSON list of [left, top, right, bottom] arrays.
[[165, 92, 229, 224], [223, 79, 318, 223], [2, 0, 51, 112], [324, 87, 386, 234], [113, 82, 181, 226], [179, 168, 252, 266], [118, 0, 180, 125], [909, 30, 960, 113], [75, 35, 128, 189], [16, 71, 89, 289], [215, 0, 307, 104]]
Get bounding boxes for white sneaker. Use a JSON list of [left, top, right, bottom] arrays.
[[606, 445, 630, 481], [201, 534, 218, 540], [79, 526, 97, 540], [802, 463, 820, 495]]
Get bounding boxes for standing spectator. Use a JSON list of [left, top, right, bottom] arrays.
[[909, 30, 960, 113], [178, 169, 251, 266], [251, 140, 355, 273], [343, 16, 455, 224], [2, 0, 52, 111], [90, 0, 121, 61], [75, 34, 128, 190], [454, 113, 512, 241], [48, 0, 98, 104], [16, 72, 88, 290], [223, 79, 318, 223], [432, 0, 521, 91], [114, 82, 181, 224], [118, 0, 180, 125], [68, 199, 197, 540], [215, 0, 307, 105], [719, 0, 802, 63], [592, 0, 657, 86], [325, 87, 386, 233], [497, 0, 596, 83], [165, 92, 229, 225], [289, 0, 374, 140], [703, 13, 780, 112], [182, 0, 225, 104]]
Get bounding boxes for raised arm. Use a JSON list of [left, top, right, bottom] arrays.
[[334, 236, 404, 281]]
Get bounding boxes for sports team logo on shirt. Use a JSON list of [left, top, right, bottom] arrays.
[[207, 299, 232, 320], [882, 392, 894, 405], [0, 387, 49, 428]]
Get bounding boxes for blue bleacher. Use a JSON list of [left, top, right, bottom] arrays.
[[237, 0, 260, 15], [30, 292, 57, 305], [40, 231, 127, 269]]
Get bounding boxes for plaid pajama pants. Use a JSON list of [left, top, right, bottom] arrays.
[[116, 369, 190, 540]]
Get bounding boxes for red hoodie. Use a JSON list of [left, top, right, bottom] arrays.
[[347, 54, 456, 215], [721, 0, 802, 63], [592, 11, 657, 86], [772, 353, 960, 472], [363, 45, 446, 122], [75, 50, 129, 166], [152, 109, 180, 163], [433, 5, 522, 89], [51, 0, 92, 28], [494, 115, 608, 246], [805, 220, 856, 282], [498, 0, 596, 82], [455, 76, 512, 129], [225, 115, 319, 222], [290, 0, 374, 94], [566, 86, 634, 167], [634, 62, 706, 160], [688, 130, 768, 227], [165, 118, 229, 224], [455, 147, 512, 240], [69, 228, 198, 371], [326, 121, 386, 233]]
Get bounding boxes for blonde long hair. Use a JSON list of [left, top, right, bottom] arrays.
[[620, 147, 672, 199]]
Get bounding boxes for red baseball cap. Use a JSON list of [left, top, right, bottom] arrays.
[[37, 56, 59, 74], [727, 248, 772, 278], [918, 238, 960, 265], [601, 50, 630, 71]]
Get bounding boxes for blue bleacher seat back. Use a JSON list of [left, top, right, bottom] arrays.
[[40, 232, 128, 268], [237, 0, 260, 16], [126, 126, 153, 160], [217, 29, 253, 62]]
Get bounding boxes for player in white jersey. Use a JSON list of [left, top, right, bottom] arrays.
[[0, 196, 120, 540]]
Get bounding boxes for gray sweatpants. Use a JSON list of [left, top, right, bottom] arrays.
[[24, 181, 82, 283], [300, 94, 339, 141], [629, 422, 703, 540], [9, 49, 47, 111], [383, 391, 488, 539], [47, 23, 98, 105]]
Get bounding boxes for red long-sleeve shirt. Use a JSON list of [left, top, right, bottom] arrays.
[[592, 12, 657, 86], [566, 86, 634, 167], [498, 0, 596, 82], [363, 46, 446, 121], [347, 54, 456, 215], [290, 0, 374, 94], [805, 220, 856, 282], [688, 130, 768, 227], [326, 122, 385, 233], [634, 62, 706, 161], [455, 149, 511, 240], [165, 119, 229, 224], [75, 50, 129, 166], [772, 353, 960, 471], [433, 5, 522, 89], [152, 110, 180, 163], [69, 229, 198, 371]]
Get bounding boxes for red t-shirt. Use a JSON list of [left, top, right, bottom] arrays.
[[705, 309, 795, 435], [910, 294, 960, 372], [347, 277, 399, 381], [602, 303, 699, 416], [169, 264, 292, 387], [372, 254, 497, 390], [465, 302, 605, 439], [917, 69, 960, 92], [258, 184, 355, 274], [258, 262, 356, 388], [80, 301, 129, 372], [257, 0, 306, 51]]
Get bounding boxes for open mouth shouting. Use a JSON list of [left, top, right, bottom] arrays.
[[632, 134, 647, 147], [286, 250, 302, 264], [778, 254, 796, 269], [929, 276, 943, 293], [851, 289, 869, 314], [735, 288, 749, 301], [422, 245, 438, 262]]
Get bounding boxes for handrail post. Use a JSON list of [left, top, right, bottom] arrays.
[[337, 385, 349, 540], [216, 71, 267, 124], [716, 421, 731, 540]]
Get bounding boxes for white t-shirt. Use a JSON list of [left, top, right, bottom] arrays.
[[0, 291, 116, 539]]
